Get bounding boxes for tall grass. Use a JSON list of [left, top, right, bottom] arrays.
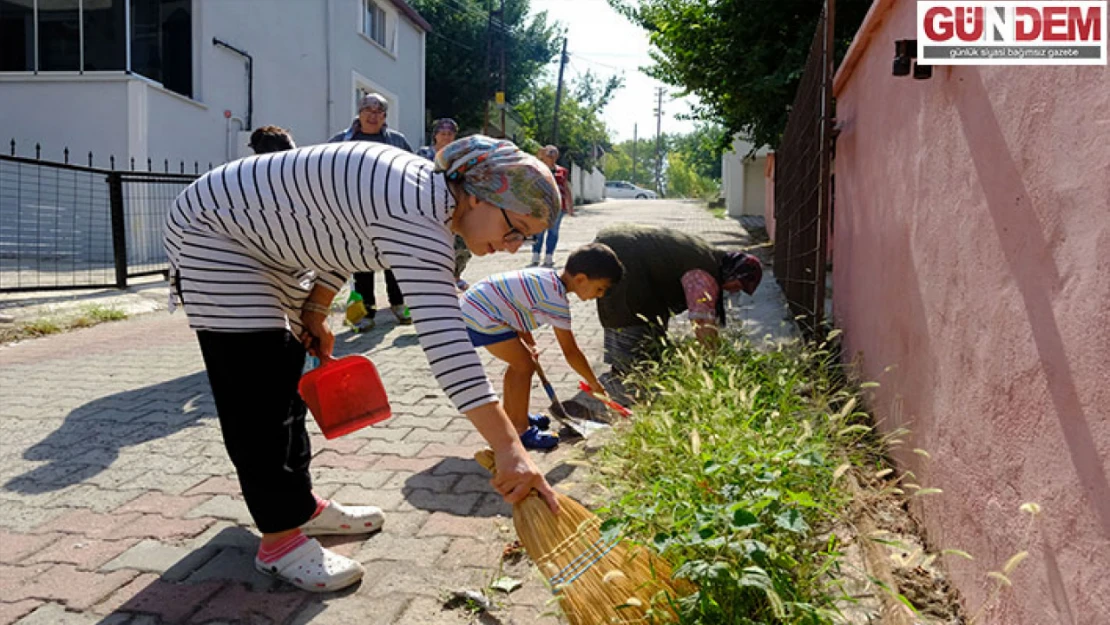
[[592, 331, 876, 624]]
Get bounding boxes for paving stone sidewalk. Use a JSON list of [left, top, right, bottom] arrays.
[[0, 199, 793, 625]]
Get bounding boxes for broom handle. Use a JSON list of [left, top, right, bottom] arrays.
[[474, 449, 497, 475], [532, 354, 557, 399], [531, 350, 572, 421]]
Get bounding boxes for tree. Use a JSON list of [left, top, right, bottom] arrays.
[[409, 0, 562, 135], [516, 70, 623, 169], [669, 122, 725, 180], [603, 137, 661, 187], [664, 151, 717, 199], [609, 0, 871, 149], [605, 130, 721, 198]]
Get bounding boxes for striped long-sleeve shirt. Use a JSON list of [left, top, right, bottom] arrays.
[[164, 141, 497, 412]]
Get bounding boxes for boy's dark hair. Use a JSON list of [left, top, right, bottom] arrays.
[[248, 126, 295, 154], [565, 243, 624, 284]]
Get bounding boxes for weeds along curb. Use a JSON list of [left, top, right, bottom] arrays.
[[845, 472, 915, 625], [587, 333, 872, 622], [0, 305, 130, 345]]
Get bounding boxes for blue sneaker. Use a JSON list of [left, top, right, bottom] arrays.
[[528, 413, 551, 430], [520, 425, 559, 450]]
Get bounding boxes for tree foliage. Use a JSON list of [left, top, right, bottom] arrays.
[[603, 137, 659, 188], [410, 0, 562, 134], [669, 122, 726, 180], [609, 0, 871, 149], [664, 151, 717, 199], [516, 70, 624, 170], [604, 126, 721, 199]]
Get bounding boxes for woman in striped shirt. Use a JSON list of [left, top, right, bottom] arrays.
[[164, 136, 561, 592]]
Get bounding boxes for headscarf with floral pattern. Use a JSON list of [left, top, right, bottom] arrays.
[[434, 135, 560, 226]]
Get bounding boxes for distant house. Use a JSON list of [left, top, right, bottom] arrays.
[[721, 137, 771, 218], [0, 0, 430, 168]]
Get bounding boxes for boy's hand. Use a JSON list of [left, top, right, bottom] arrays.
[[518, 333, 539, 359]]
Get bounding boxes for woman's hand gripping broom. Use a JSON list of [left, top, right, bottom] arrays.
[[475, 449, 689, 625]]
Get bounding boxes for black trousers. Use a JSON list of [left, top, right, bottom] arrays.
[[354, 270, 404, 310], [196, 329, 317, 534]]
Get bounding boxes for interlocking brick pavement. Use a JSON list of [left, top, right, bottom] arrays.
[[0, 199, 793, 623]]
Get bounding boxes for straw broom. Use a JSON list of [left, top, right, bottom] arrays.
[[475, 449, 689, 624]]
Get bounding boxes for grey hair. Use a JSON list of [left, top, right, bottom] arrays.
[[358, 93, 389, 112]]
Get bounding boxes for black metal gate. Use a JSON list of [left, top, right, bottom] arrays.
[[773, 0, 836, 337], [0, 154, 196, 292]]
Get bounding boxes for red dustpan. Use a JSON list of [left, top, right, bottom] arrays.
[[299, 355, 392, 439]]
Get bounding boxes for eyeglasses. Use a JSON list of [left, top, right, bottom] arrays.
[[500, 208, 526, 245]]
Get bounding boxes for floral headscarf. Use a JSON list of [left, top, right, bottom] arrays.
[[720, 252, 763, 295], [434, 135, 560, 226]]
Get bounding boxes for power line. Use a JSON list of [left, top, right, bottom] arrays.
[[427, 29, 475, 52], [565, 57, 583, 78], [439, 0, 513, 34], [568, 52, 624, 72], [439, 0, 489, 22]]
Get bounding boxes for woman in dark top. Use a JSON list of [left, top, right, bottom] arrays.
[[593, 224, 762, 372]]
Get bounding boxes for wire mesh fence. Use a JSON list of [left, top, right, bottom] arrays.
[[773, 1, 835, 337], [118, 174, 195, 278], [0, 149, 196, 293]]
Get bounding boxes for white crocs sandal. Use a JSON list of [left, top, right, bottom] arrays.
[[254, 538, 364, 592], [301, 501, 385, 536]]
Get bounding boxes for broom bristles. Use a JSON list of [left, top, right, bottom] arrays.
[[476, 450, 690, 624]]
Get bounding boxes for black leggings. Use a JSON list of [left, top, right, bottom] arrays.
[[196, 329, 317, 533], [354, 270, 404, 310]]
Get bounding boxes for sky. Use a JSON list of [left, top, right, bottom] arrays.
[[527, 0, 699, 143]]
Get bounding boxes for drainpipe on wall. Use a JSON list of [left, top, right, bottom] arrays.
[[212, 37, 253, 130]]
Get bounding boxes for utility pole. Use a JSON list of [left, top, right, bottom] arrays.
[[631, 123, 637, 184], [482, 1, 494, 135], [551, 38, 568, 144], [654, 87, 664, 195], [498, 0, 506, 138]]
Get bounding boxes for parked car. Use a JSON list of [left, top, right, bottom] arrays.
[[605, 180, 658, 199]]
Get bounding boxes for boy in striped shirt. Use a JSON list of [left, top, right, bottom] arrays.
[[461, 243, 624, 449]]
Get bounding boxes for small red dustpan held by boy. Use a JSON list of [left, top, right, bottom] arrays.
[[299, 355, 391, 439]]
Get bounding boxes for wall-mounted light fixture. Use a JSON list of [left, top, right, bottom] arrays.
[[892, 39, 932, 80]]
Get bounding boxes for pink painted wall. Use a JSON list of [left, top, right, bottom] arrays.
[[833, 1, 1110, 623]]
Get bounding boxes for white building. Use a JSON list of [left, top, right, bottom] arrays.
[[0, 0, 429, 169], [721, 136, 771, 218]]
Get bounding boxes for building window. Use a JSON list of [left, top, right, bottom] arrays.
[[0, 0, 36, 71], [131, 0, 193, 98], [361, 0, 394, 52], [37, 0, 81, 71], [0, 0, 191, 99], [84, 0, 127, 71]]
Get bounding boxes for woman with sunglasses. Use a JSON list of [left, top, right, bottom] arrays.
[[164, 136, 560, 593]]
